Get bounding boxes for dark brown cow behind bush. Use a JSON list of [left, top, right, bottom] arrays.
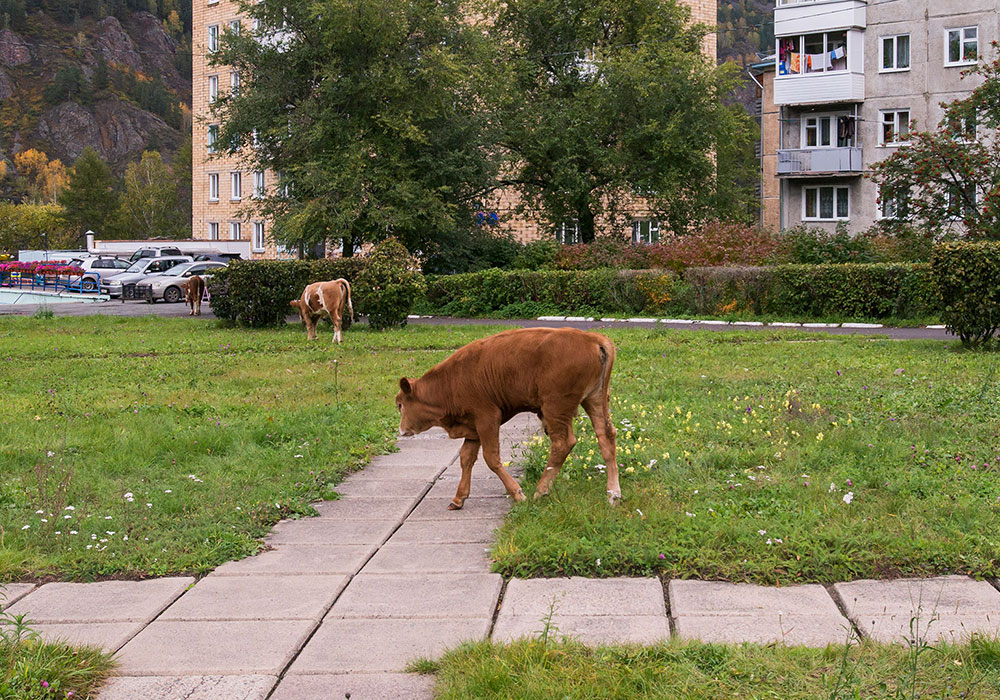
[[395, 327, 620, 507], [290, 279, 354, 343]]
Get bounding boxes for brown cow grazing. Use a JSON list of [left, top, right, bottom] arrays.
[[290, 278, 354, 343], [184, 275, 206, 316], [396, 327, 621, 508]]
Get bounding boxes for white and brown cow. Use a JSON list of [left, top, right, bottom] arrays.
[[395, 327, 620, 508], [290, 278, 354, 343], [183, 275, 206, 316]]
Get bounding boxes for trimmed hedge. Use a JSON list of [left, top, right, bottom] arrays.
[[932, 241, 1000, 346], [210, 258, 366, 327], [424, 263, 940, 321]]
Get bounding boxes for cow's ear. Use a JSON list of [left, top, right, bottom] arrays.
[[399, 377, 412, 395]]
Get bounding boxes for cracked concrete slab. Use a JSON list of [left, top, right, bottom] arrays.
[[6, 578, 193, 623], [363, 543, 494, 574], [158, 575, 349, 621], [266, 518, 398, 546], [98, 674, 276, 700], [116, 619, 314, 676], [212, 544, 376, 577], [834, 576, 1000, 643], [270, 673, 434, 700], [331, 573, 502, 619], [287, 617, 492, 673]]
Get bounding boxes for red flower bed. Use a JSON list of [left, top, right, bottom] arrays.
[[0, 260, 84, 276]]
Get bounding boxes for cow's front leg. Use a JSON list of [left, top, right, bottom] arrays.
[[477, 418, 526, 503], [449, 438, 479, 510]]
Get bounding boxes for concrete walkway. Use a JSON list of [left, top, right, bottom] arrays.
[[5, 416, 1000, 700]]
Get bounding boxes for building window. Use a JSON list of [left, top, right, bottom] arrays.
[[878, 186, 909, 221], [207, 124, 219, 153], [229, 222, 242, 240], [253, 171, 265, 199], [252, 17, 262, 33], [803, 186, 849, 221], [881, 34, 910, 72], [251, 129, 260, 148], [880, 110, 910, 146], [555, 222, 580, 244], [946, 182, 977, 221], [631, 219, 660, 244], [208, 222, 219, 240], [945, 110, 977, 143], [230, 71, 240, 95], [230, 172, 242, 200], [803, 114, 856, 148], [778, 31, 847, 75], [253, 221, 266, 252], [229, 19, 241, 35], [945, 27, 978, 66], [208, 75, 218, 103], [208, 173, 219, 201], [207, 24, 219, 53]]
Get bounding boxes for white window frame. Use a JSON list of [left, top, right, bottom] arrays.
[[206, 124, 219, 153], [230, 71, 240, 95], [946, 182, 977, 221], [880, 34, 910, 73], [252, 171, 265, 199], [803, 185, 850, 221], [230, 171, 242, 201], [631, 219, 660, 244], [251, 129, 260, 149], [252, 221, 266, 252], [945, 111, 978, 143], [207, 24, 219, 53], [229, 19, 241, 35], [208, 222, 219, 241], [208, 75, 218, 104], [877, 185, 909, 221], [778, 31, 848, 76], [229, 222, 242, 241], [879, 109, 910, 146], [208, 173, 219, 202], [945, 27, 978, 67], [555, 221, 580, 245]]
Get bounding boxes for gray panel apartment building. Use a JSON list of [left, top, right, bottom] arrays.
[[757, 0, 998, 233]]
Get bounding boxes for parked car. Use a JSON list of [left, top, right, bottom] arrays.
[[127, 246, 184, 263], [192, 252, 242, 263], [68, 256, 132, 292], [136, 261, 228, 303], [100, 256, 193, 298]]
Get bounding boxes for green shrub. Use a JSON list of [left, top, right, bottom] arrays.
[[209, 258, 366, 327], [774, 223, 877, 264], [354, 238, 426, 330], [512, 239, 560, 270], [932, 241, 1000, 347]]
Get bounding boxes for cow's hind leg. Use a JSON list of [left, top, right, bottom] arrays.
[[533, 412, 577, 500], [583, 395, 620, 505], [306, 314, 318, 341], [449, 438, 480, 510], [477, 417, 526, 502]]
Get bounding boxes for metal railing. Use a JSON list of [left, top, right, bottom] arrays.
[[777, 147, 863, 175]]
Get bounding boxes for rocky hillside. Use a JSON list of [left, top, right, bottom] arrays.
[[0, 8, 190, 177], [718, 0, 774, 66]]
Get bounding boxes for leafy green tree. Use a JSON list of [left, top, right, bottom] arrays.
[[60, 147, 118, 244], [116, 150, 184, 239], [488, 0, 757, 241], [0, 203, 75, 253], [870, 54, 1000, 240], [173, 133, 192, 231], [43, 65, 92, 106], [211, 0, 497, 256]]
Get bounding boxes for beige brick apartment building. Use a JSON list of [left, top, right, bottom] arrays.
[[192, 0, 718, 257]]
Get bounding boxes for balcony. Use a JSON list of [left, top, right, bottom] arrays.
[[773, 70, 865, 105], [777, 147, 863, 176], [775, 0, 865, 36]]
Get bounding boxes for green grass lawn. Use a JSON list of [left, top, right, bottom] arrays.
[[0, 315, 493, 581], [493, 328, 1000, 584], [426, 637, 1000, 699]]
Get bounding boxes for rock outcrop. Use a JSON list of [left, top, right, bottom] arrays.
[[0, 29, 31, 67], [96, 16, 143, 72]]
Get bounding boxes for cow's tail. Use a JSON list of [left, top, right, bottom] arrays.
[[597, 337, 616, 415], [339, 278, 354, 322]]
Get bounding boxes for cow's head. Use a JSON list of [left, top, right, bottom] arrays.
[[289, 300, 300, 309], [396, 377, 439, 437]]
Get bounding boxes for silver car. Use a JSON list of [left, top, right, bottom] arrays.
[[137, 261, 227, 303], [69, 256, 132, 292], [100, 256, 193, 298]]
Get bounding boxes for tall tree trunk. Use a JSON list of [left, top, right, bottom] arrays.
[[578, 199, 596, 243], [342, 233, 355, 258]]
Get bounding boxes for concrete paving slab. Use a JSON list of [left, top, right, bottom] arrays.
[[335, 479, 434, 499], [364, 543, 493, 574], [493, 614, 670, 646], [674, 614, 852, 647], [159, 575, 349, 621], [0, 583, 36, 608], [33, 622, 140, 652], [213, 544, 375, 576], [98, 675, 276, 700], [390, 518, 501, 544], [350, 461, 449, 480], [427, 474, 511, 498], [266, 518, 398, 546], [500, 577, 666, 617], [833, 576, 1000, 643], [270, 673, 434, 700], [331, 573, 502, 619], [6, 577, 194, 623], [669, 580, 842, 616], [287, 617, 492, 673], [311, 496, 419, 520], [440, 465, 521, 481], [116, 619, 315, 676], [408, 496, 513, 521], [367, 448, 459, 468]]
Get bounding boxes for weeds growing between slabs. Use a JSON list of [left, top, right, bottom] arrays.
[[492, 329, 1000, 584]]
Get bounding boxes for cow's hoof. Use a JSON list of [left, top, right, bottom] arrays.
[[607, 490, 621, 506], [447, 501, 463, 510], [513, 489, 527, 503]]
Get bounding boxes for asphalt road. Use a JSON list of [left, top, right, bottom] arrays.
[[0, 297, 954, 340]]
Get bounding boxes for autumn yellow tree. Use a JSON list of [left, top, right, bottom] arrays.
[[14, 149, 69, 203]]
